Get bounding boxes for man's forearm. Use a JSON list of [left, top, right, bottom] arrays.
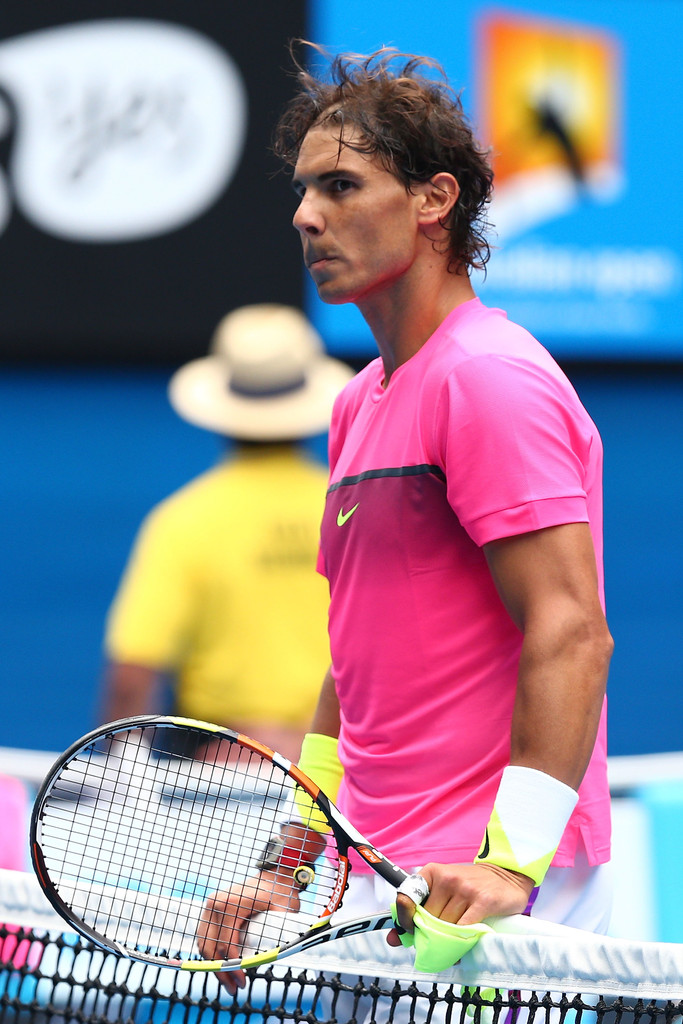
[[510, 620, 612, 789], [309, 666, 341, 737]]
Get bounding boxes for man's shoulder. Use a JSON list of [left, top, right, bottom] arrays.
[[427, 300, 567, 388], [141, 464, 229, 529], [435, 299, 543, 359]]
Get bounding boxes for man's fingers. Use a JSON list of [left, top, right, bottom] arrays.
[[197, 872, 305, 990], [395, 863, 535, 933], [394, 890, 420, 933], [197, 893, 243, 959], [394, 870, 431, 933], [217, 968, 246, 994], [455, 905, 490, 927], [197, 896, 225, 959], [197, 896, 246, 992]]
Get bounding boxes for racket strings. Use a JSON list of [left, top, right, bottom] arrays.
[[36, 724, 343, 964]]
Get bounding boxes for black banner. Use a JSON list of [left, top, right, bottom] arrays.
[[0, 1, 306, 363]]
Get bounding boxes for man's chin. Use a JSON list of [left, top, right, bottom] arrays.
[[314, 283, 356, 306]]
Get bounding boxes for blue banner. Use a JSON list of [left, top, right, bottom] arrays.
[[305, 0, 683, 360]]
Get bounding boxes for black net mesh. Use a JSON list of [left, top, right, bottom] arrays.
[[3, 923, 683, 1024]]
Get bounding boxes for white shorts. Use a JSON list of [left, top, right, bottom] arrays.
[[337, 848, 612, 931]]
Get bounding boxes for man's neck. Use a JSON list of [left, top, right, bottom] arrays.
[[357, 264, 477, 385]]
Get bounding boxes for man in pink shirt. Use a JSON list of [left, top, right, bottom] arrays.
[[199, 43, 614, 990], [320, 298, 610, 878]]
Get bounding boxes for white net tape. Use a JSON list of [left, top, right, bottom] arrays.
[[3, 869, 683, 1000]]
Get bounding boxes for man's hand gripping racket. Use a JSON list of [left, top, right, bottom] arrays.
[[30, 715, 494, 989]]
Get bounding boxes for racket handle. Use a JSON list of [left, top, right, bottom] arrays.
[[396, 873, 430, 905]]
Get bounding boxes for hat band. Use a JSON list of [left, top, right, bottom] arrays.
[[228, 373, 307, 400]]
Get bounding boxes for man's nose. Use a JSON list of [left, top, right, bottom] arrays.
[[293, 193, 323, 236]]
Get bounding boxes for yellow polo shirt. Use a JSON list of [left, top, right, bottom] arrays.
[[104, 446, 330, 726]]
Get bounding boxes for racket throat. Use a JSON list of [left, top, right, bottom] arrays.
[[354, 845, 408, 889]]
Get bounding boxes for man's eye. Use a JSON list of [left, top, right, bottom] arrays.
[[332, 179, 353, 192]]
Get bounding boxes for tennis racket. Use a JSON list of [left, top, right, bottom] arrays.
[[30, 715, 428, 973]]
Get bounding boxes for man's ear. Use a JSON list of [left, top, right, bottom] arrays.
[[416, 172, 459, 227]]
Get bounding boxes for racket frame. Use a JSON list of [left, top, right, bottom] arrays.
[[30, 715, 411, 971]]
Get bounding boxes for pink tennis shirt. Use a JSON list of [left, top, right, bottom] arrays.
[[318, 298, 610, 873]]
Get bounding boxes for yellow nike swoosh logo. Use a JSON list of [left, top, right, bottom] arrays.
[[337, 502, 359, 526]]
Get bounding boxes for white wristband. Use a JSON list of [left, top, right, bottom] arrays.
[[475, 766, 579, 886]]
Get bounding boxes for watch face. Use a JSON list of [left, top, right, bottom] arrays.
[[256, 834, 285, 871]]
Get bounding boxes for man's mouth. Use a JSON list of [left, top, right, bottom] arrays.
[[307, 253, 336, 269]]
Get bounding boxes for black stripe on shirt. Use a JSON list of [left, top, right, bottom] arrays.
[[327, 464, 446, 494]]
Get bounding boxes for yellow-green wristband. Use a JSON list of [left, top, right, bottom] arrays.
[[475, 766, 579, 887], [293, 732, 343, 833]]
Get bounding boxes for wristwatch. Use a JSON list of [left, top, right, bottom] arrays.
[[255, 835, 285, 871], [255, 835, 316, 890]]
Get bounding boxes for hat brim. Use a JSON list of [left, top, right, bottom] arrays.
[[168, 354, 354, 440]]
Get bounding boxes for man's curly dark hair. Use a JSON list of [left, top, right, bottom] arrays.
[[273, 42, 495, 274]]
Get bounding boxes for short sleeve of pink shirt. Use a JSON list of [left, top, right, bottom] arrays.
[[431, 315, 604, 601]]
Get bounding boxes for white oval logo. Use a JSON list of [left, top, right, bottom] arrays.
[[0, 19, 247, 241]]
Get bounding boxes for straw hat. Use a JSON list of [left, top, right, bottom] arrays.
[[168, 304, 354, 440]]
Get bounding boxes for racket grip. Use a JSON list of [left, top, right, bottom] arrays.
[[396, 873, 430, 906]]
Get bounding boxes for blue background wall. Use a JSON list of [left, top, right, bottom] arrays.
[[1, 362, 681, 756]]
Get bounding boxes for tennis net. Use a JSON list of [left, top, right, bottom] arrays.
[[2, 868, 683, 1024]]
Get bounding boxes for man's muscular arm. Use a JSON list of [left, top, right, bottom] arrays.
[[393, 523, 613, 933]]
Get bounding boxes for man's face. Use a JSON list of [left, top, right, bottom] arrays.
[[291, 123, 424, 306]]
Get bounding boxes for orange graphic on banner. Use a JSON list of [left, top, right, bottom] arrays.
[[476, 10, 622, 235]]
